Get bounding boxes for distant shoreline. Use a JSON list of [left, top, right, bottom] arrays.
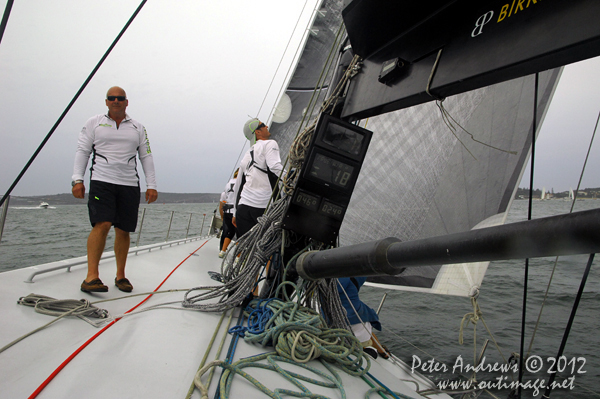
[[6, 187, 600, 206], [515, 186, 600, 200], [5, 192, 221, 206]]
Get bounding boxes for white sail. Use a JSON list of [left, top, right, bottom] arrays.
[[268, 0, 562, 297], [342, 71, 561, 296]]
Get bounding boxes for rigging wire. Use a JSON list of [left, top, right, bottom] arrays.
[[542, 253, 595, 398], [517, 72, 539, 399], [306, 24, 347, 121], [256, 0, 311, 119], [0, 0, 14, 46], [520, 107, 600, 397], [278, 22, 348, 170], [436, 100, 519, 158], [569, 107, 599, 207], [0, 0, 149, 209], [225, 0, 317, 182], [525, 107, 600, 358], [226, 140, 249, 182], [265, 22, 348, 211], [264, 9, 315, 124]]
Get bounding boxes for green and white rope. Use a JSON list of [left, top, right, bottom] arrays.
[[195, 352, 347, 399], [243, 297, 369, 374]]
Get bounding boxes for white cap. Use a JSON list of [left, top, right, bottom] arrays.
[[243, 118, 260, 145]]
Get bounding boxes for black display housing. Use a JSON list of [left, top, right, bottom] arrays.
[[282, 114, 372, 244]]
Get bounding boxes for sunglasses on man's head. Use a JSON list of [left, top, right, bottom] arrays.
[[107, 96, 127, 101], [255, 123, 265, 131]]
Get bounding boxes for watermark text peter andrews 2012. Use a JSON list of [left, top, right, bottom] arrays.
[[411, 355, 586, 396]]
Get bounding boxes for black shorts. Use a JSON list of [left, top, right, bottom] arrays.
[[88, 180, 141, 232], [223, 212, 236, 240], [235, 204, 265, 237]]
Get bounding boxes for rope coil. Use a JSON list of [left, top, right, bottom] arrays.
[[195, 353, 349, 399], [18, 293, 109, 327], [194, 294, 371, 399]]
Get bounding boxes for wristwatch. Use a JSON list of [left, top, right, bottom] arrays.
[[71, 180, 83, 187]]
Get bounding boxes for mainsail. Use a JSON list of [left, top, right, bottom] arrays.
[[269, 0, 562, 297]]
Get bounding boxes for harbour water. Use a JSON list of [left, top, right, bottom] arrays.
[[365, 199, 600, 398], [0, 202, 219, 271], [0, 199, 598, 398]]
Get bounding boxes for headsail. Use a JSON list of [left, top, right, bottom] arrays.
[[268, 0, 562, 297], [343, 70, 561, 296]]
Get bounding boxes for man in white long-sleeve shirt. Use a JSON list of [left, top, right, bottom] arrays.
[[232, 119, 284, 237], [72, 86, 158, 293]]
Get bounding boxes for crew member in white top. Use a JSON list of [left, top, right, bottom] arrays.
[[72, 86, 158, 294], [232, 118, 284, 237], [218, 169, 239, 258]]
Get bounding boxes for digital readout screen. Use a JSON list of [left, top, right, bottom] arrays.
[[293, 190, 320, 212], [321, 123, 365, 156], [308, 153, 355, 189], [319, 200, 344, 220]]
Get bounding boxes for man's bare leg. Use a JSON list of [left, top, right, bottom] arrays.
[[85, 221, 112, 282], [114, 227, 130, 280], [222, 237, 232, 252]]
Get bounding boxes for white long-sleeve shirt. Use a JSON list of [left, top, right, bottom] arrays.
[[233, 139, 284, 211], [220, 178, 237, 214], [72, 113, 157, 189], [225, 178, 237, 205]]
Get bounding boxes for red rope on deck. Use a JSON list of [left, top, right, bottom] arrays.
[[28, 239, 211, 399]]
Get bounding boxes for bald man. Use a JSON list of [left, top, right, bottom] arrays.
[[72, 86, 158, 293]]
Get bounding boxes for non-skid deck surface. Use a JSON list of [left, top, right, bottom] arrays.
[[0, 237, 447, 398]]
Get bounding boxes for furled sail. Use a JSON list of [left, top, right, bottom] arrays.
[[269, 0, 562, 297]]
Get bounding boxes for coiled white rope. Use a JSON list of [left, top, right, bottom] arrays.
[[18, 293, 109, 327], [0, 293, 109, 355]]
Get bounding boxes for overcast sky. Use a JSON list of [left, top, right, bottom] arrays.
[[521, 57, 600, 193], [0, 0, 320, 196], [1, 0, 599, 197]]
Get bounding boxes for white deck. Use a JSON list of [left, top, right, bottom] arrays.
[[0, 235, 449, 398]]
